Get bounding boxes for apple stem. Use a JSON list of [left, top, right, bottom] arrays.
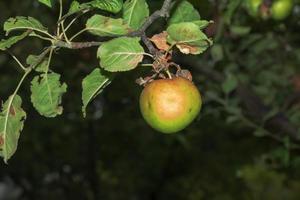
[[166, 70, 172, 79]]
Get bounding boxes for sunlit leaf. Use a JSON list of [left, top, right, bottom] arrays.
[[191, 20, 213, 29], [0, 31, 30, 51], [168, 0, 200, 25], [123, 0, 149, 30], [97, 37, 144, 72], [4, 16, 47, 35], [68, 1, 81, 13], [38, 0, 54, 8], [0, 95, 26, 163], [67, 0, 123, 17], [30, 72, 67, 118], [82, 68, 113, 117], [26, 54, 49, 73], [86, 15, 131, 37], [167, 22, 212, 54], [82, 0, 123, 13]]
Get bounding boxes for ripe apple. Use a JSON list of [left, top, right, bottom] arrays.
[[139, 77, 202, 134]]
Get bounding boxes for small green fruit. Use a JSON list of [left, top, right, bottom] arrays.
[[139, 77, 202, 134], [271, 0, 293, 20], [245, 0, 263, 17]]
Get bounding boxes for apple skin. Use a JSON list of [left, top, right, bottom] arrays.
[[271, 0, 293, 20], [139, 77, 202, 134]]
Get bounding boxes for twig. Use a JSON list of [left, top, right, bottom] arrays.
[[6, 50, 27, 71], [57, 0, 63, 35], [53, 41, 102, 49], [129, 0, 173, 37], [53, 0, 174, 52], [58, 7, 91, 23], [70, 28, 87, 41], [141, 33, 159, 56], [60, 20, 71, 43]]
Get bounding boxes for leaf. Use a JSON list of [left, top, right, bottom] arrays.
[[0, 31, 30, 51], [67, 0, 123, 17], [38, 0, 54, 8], [224, 0, 241, 24], [84, 0, 123, 13], [211, 44, 224, 62], [97, 37, 144, 72], [222, 74, 238, 94], [192, 20, 213, 29], [30, 72, 67, 118], [150, 31, 170, 51], [226, 115, 240, 124], [26, 55, 48, 73], [123, 0, 149, 30], [0, 95, 26, 163], [167, 22, 212, 55], [253, 128, 267, 137], [68, 1, 81, 13], [4, 16, 47, 35], [86, 15, 131, 37], [230, 25, 251, 36], [82, 68, 113, 117], [168, 0, 200, 25]]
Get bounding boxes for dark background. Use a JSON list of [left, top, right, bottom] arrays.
[[1, 0, 300, 199]]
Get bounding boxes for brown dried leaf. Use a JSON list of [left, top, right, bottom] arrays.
[[176, 44, 199, 55], [176, 69, 193, 81], [150, 31, 170, 51]]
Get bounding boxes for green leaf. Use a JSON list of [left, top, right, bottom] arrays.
[[68, 1, 81, 13], [98, 37, 144, 72], [30, 72, 67, 118], [224, 0, 241, 24], [0, 95, 26, 163], [230, 25, 251, 36], [4, 16, 47, 35], [222, 74, 238, 94], [82, 68, 113, 117], [26, 55, 48, 73], [123, 0, 149, 30], [168, 0, 200, 25], [167, 22, 212, 55], [0, 31, 30, 51], [38, 0, 54, 8], [253, 128, 267, 137], [192, 20, 213, 30], [67, 0, 123, 17], [86, 15, 131, 37], [211, 44, 224, 62], [84, 0, 123, 13]]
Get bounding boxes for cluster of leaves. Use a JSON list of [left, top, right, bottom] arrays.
[[0, 0, 212, 163], [199, 0, 300, 166]]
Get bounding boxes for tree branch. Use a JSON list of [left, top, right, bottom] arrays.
[[53, 0, 174, 51], [129, 0, 173, 37], [53, 41, 102, 49], [141, 33, 159, 56]]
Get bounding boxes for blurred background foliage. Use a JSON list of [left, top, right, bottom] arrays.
[[1, 0, 300, 199]]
